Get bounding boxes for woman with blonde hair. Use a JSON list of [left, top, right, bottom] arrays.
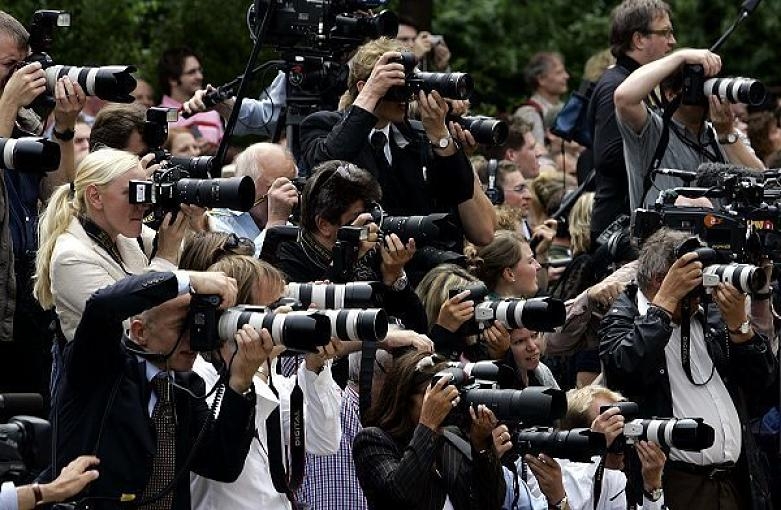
[[469, 230, 541, 300], [34, 148, 188, 342]]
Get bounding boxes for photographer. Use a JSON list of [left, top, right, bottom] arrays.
[[89, 103, 147, 154], [352, 351, 506, 510], [395, 17, 451, 73], [614, 48, 764, 211], [299, 37, 495, 248], [468, 230, 543, 300], [34, 148, 188, 343], [52, 269, 266, 508], [599, 227, 776, 509], [188, 255, 343, 510], [275, 160, 427, 333], [208, 143, 298, 256], [0, 455, 100, 510]]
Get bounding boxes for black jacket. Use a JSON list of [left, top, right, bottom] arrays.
[[599, 285, 776, 510], [353, 424, 505, 510], [299, 105, 475, 217], [587, 54, 641, 243], [53, 272, 256, 509]]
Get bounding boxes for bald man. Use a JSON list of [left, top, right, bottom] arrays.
[[208, 142, 298, 255]]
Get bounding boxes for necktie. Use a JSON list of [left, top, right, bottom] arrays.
[[140, 374, 176, 509], [370, 131, 391, 170]]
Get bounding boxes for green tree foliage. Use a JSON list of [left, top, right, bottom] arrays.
[[4, 0, 780, 113]]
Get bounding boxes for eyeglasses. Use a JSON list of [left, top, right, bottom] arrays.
[[644, 27, 675, 39]]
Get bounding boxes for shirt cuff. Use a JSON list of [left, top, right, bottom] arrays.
[[173, 271, 191, 295], [0, 482, 19, 510]]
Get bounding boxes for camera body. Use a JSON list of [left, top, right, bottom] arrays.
[[0, 415, 51, 484], [143, 107, 216, 179]]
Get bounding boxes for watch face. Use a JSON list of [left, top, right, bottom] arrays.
[[438, 138, 449, 148]]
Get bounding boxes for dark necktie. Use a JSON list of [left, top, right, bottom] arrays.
[[370, 131, 391, 171], [140, 374, 176, 509]]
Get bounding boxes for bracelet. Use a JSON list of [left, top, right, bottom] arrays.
[[31, 483, 44, 506]]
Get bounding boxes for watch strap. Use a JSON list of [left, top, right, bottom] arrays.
[[52, 127, 75, 141], [718, 132, 738, 144], [727, 319, 750, 334], [31, 483, 44, 506]]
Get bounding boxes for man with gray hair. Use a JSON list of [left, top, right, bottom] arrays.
[[207, 142, 298, 255], [513, 52, 570, 146], [599, 227, 776, 509]]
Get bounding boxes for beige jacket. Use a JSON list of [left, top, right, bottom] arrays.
[[50, 217, 177, 342]]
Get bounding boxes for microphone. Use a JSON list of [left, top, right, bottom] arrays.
[[655, 168, 698, 181], [694, 162, 754, 187], [0, 393, 43, 415]]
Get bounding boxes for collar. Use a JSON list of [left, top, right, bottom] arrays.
[[616, 54, 642, 73], [301, 230, 333, 268], [137, 355, 169, 384], [368, 123, 411, 149]]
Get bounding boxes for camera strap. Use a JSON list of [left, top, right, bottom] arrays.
[[592, 455, 605, 510], [264, 363, 307, 501], [358, 340, 377, 422], [641, 95, 681, 208], [79, 216, 131, 275], [680, 299, 716, 386]]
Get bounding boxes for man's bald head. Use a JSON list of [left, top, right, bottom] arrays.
[[235, 142, 296, 184]]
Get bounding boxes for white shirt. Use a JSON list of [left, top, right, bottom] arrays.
[[637, 291, 742, 464], [368, 124, 393, 166], [524, 457, 665, 510], [190, 356, 342, 510]]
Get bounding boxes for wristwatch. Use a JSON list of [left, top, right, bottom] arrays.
[[52, 127, 75, 141], [430, 135, 452, 149], [718, 132, 739, 145], [643, 487, 664, 502], [549, 496, 569, 510], [390, 272, 409, 292], [728, 319, 751, 335]]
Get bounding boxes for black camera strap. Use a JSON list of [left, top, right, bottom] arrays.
[[264, 361, 307, 502], [680, 299, 716, 387], [640, 95, 681, 209], [358, 340, 377, 422], [592, 454, 605, 510], [79, 216, 131, 275]]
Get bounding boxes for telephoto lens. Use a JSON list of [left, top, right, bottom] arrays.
[[175, 175, 256, 211], [624, 418, 715, 452], [410, 72, 473, 100], [289, 308, 389, 342], [284, 282, 379, 309], [169, 155, 215, 179], [703, 263, 767, 294], [218, 306, 332, 353], [378, 213, 459, 245], [0, 137, 60, 173], [703, 77, 766, 106], [460, 361, 516, 389], [43, 65, 137, 103], [515, 427, 607, 462], [475, 297, 566, 332], [462, 387, 567, 425], [452, 116, 509, 146]]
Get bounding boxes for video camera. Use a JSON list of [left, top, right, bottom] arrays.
[[431, 366, 566, 426], [449, 281, 566, 335], [189, 296, 388, 352], [386, 52, 473, 102], [21, 10, 137, 109], [600, 401, 715, 453], [0, 137, 60, 173]]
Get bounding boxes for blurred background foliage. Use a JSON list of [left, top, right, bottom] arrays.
[[5, 0, 779, 115]]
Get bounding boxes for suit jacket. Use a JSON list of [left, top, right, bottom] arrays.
[[352, 424, 505, 510], [299, 105, 475, 217], [50, 217, 177, 342], [53, 272, 255, 509]]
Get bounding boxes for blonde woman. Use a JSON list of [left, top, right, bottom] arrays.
[[34, 148, 189, 342]]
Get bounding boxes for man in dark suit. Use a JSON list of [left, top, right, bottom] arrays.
[[51, 270, 272, 509], [298, 37, 495, 248]]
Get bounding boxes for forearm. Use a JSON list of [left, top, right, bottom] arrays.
[[722, 140, 765, 169], [615, 54, 685, 108], [543, 294, 591, 356], [458, 175, 496, 247], [0, 98, 18, 138]]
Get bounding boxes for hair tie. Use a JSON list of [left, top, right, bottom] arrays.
[[68, 181, 75, 199]]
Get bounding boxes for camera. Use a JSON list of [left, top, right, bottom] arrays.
[[287, 308, 388, 342], [0, 415, 51, 484], [249, 0, 397, 56], [129, 167, 255, 218], [285, 281, 381, 309], [448, 115, 508, 146], [681, 64, 766, 106], [22, 10, 137, 106], [368, 202, 461, 245], [0, 137, 60, 173], [445, 360, 517, 389], [385, 52, 473, 101], [600, 402, 715, 452], [218, 305, 333, 353], [675, 236, 767, 294], [449, 281, 566, 334], [144, 107, 216, 178], [513, 427, 607, 463]]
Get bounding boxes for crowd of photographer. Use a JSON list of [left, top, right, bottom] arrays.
[[0, 0, 780, 509]]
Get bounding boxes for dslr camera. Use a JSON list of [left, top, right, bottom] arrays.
[[675, 236, 767, 295], [368, 202, 460, 246], [512, 427, 607, 463], [20, 10, 137, 109], [681, 64, 766, 106], [600, 401, 715, 453], [386, 52, 473, 101], [447, 115, 508, 146], [449, 281, 566, 335], [0, 412, 50, 484], [143, 107, 217, 178]]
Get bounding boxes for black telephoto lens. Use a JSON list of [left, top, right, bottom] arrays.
[[0, 137, 60, 173], [293, 308, 388, 342], [456, 116, 509, 145], [462, 387, 566, 424], [414, 72, 473, 100], [515, 428, 607, 462], [175, 175, 255, 211], [44, 65, 137, 103], [169, 156, 215, 178]]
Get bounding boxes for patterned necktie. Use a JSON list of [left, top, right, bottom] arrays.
[[140, 374, 176, 509]]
